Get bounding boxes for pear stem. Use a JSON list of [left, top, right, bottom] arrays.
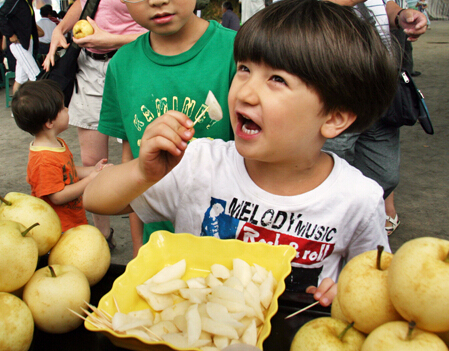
[[445, 251, 449, 263], [48, 266, 57, 278], [338, 322, 355, 340], [407, 321, 416, 341], [377, 245, 384, 270], [21, 222, 40, 237], [0, 195, 12, 206]]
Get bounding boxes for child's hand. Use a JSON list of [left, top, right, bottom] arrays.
[[94, 158, 113, 171], [305, 277, 337, 307], [138, 111, 194, 184]]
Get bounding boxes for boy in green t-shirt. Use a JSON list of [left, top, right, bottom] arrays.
[[98, 0, 237, 256]]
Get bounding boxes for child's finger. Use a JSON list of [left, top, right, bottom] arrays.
[[140, 123, 188, 159], [143, 111, 194, 146], [158, 110, 194, 131], [305, 278, 337, 307]]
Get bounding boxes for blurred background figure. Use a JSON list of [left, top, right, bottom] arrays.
[[37, 4, 57, 55], [221, 1, 240, 31], [0, 0, 41, 95]]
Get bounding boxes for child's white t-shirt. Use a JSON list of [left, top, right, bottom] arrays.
[[131, 138, 390, 284]]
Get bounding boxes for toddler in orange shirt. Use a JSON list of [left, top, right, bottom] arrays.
[[12, 80, 111, 232]]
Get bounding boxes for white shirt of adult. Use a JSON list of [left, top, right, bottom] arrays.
[[37, 17, 57, 44]]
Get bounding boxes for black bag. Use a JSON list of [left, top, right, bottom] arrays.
[[381, 70, 434, 135], [37, 0, 101, 106]]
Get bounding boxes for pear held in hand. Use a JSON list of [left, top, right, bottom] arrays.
[[73, 19, 94, 39], [0, 220, 39, 292], [0, 192, 61, 256]]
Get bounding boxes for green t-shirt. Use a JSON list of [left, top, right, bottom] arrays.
[[99, 20, 237, 242]]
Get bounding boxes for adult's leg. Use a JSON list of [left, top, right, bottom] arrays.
[[9, 41, 40, 94], [352, 120, 400, 199], [70, 52, 113, 242], [385, 191, 400, 235], [77, 127, 111, 240], [322, 132, 361, 166]]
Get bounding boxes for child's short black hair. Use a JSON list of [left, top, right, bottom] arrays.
[[12, 80, 65, 136], [234, 0, 398, 133]]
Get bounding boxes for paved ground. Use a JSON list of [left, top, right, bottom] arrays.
[[1, 21, 448, 266]]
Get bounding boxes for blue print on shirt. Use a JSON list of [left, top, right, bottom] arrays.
[[201, 198, 239, 239]]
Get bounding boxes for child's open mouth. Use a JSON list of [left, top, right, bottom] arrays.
[[238, 114, 261, 136]]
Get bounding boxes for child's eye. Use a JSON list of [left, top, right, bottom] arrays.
[[270, 75, 287, 85], [237, 64, 250, 73]]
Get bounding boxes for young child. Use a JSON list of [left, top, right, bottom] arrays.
[[12, 80, 110, 233], [84, 0, 397, 303], [98, 0, 237, 255]]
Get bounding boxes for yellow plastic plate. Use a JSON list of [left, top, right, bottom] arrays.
[[85, 231, 296, 350]]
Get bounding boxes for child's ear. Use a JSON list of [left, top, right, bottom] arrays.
[[321, 110, 356, 139], [45, 120, 55, 130]]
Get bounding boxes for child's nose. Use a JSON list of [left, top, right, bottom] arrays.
[[236, 79, 260, 106]]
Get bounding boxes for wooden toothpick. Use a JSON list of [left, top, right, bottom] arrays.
[[192, 106, 210, 126], [285, 301, 320, 319], [113, 295, 121, 314]]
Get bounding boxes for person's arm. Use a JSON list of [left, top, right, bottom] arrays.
[[0, 0, 20, 39], [48, 158, 109, 205], [73, 16, 146, 50], [37, 25, 44, 37], [84, 111, 194, 216], [76, 158, 109, 179], [42, 0, 82, 71], [386, 1, 427, 41], [9, 33, 18, 43], [48, 173, 95, 205], [122, 141, 145, 258]]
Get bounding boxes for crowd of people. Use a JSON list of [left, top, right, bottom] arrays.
[[5, 0, 428, 306]]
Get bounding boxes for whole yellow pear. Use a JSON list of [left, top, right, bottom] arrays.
[[0, 220, 39, 292], [48, 224, 110, 286], [290, 317, 365, 351], [361, 321, 448, 351], [337, 246, 403, 334], [0, 292, 34, 351], [73, 19, 94, 39], [0, 192, 61, 256], [23, 265, 91, 334], [387, 237, 449, 332]]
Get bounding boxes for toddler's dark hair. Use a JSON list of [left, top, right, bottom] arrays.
[[234, 0, 398, 133], [12, 80, 65, 136]]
